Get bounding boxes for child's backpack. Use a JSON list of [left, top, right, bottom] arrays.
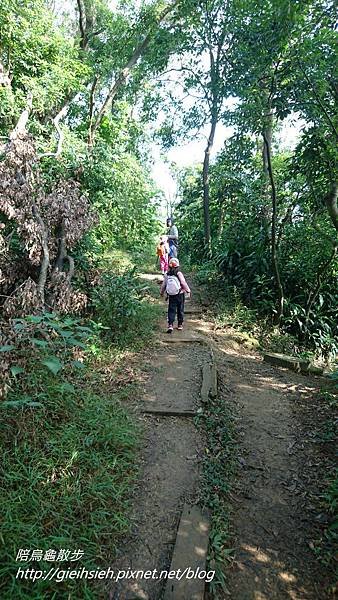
[[166, 274, 181, 295]]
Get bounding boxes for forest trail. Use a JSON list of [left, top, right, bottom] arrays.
[[110, 275, 331, 600], [109, 278, 210, 600], [212, 341, 330, 599]]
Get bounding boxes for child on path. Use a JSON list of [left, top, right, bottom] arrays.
[[156, 237, 168, 275], [160, 258, 191, 333]]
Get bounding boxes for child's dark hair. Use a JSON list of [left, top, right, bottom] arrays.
[[168, 266, 179, 276]]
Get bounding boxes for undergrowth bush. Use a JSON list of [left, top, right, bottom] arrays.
[[91, 269, 161, 347], [0, 313, 98, 399]]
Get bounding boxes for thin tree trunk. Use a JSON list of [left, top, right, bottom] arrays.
[[88, 0, 179, 146], [88, 35, 151, 145], [87, 75, 99, 146], [39, 103, 69, 158], [263, 130, 284, 325], [202, 109, 217, 255], [54, 219, 67, 271], [0, 61, 11, 87], [9, 93, 33, 139], [261, 116, 273, 234], [325, 181, 338, 232], [32, 203, 50, 306], [77, 0, 94, 51], [66, 255, 75, 281], [276, 198, 299, 250], [217, 201, 226, 239]]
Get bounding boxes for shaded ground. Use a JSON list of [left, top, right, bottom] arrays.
[[110, 275, 334, 599], [110, 340, 209, 600], [207, 330, 335, 599]]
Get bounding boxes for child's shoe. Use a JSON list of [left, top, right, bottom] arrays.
[[167, 325, 173, 333], [177, 324, 183, 330]]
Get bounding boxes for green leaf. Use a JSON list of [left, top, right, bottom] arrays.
[[72, 360, 86, 370], [32, 339, 49, 348], [66, 338, 87, 348], [0, 345, 15, 352], [27, 315, 44, 323], [59, 330, 73, 338], [58, 382, 75, 393], [10, 366, 25, 376], [41, 357, 63, 375], [1, 400, 43, 409]]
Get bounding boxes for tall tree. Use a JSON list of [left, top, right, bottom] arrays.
[[225, 0, 311, 324], [152, 0, 233, 253]]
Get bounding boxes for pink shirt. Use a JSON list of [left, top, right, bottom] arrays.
[[160, 271, 191, 295]]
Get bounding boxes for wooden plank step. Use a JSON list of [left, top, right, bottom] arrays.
[[161, 335, 205, 344], [185, 308, 203, 315], [142, 407, 197, 417], [163, 504, 210, 600]]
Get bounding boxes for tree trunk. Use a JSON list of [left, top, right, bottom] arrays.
[[262, 130, 284, 326], [54, 219, 67, 271], [66, 255, 75, 281], [77, 0, 94, 51], [217, 201, 226, 239], [32, 203, 50, 306], [87, 75, 98, 146], [325, 181, 338, 232], [202, 110, 217, 255], [88, 0, 179, 146], [39, 103, 69, 158], [260, 117, 273, 234], [9, 93, 33, 140]]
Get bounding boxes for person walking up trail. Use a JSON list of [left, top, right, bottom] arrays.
[[166, 217, 179, 258], [160, 258, 191, 333], [156, 237, 168, 275]]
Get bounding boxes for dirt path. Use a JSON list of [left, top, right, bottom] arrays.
[[208, 331, 333, 599], [110, 276, 332, 600], [109, 285, 210, 600]]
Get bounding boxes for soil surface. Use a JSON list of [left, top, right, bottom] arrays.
[[110, 307, 209, 599], [213, 347, 331, 600], [110, 275, 334, 600]]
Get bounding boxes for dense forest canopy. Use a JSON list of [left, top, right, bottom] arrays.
[[0, 0, 337, 352]]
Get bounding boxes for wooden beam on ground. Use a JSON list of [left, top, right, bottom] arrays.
[[201, 364, 212, 403], [264, 352, 323, 375], [161, 335, 205, 344], [264, 352, 303, 372], [201, 357, 217, 403], [185, 308, 203, 315], [163, 504, 210, 600], [210, 362, 217, 398], [142, 407, 197, 417]]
